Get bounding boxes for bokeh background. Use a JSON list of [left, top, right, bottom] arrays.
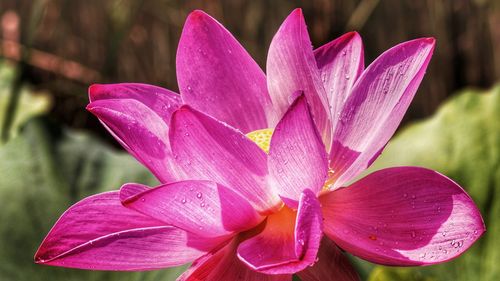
[[0, 0, 499, 281]]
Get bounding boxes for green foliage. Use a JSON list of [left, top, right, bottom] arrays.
[[365, 85, 500, 281], [0, 61, 51, 143], [0, 118, 185, 280]]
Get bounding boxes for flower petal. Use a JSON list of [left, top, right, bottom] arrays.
[[122, 180, 263, 238], [321, 167, 485, 266], [329, 38, 435, 188], [87, 97, 181, 183], [237, 189, 323, 274], [169, 105, 281, 213], [179, 238, 291, 281], [177, 10, 275, 133], [314, 32, 364, 133], [269, 94, 328, 205], [35, 191, 219, 270], [88, 83, 181, 121], [297, 237, 360, 281], [267, 8, 331, 146]]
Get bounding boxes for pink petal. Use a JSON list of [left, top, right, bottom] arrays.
[[237, 189, 323, 274], [321, 167, 485, 266], [298, 238, 360, 281], [179, 238, 291, 281], [35, 192, 220, 270], [169, 105, 281, 213], [269, 94, 328, 206], [267, 8, 332, 147], [329, 38, 435, 188], [87, 98, 181, 183], [88, 83, 181, 122], [122, 180, 263, 238], [314, 32, 364, 133], [176, 10, 275, 133]]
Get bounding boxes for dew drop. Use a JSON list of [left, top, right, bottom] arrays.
[[181, 198, 187, 204], [403, 193, 408, 198], [200, 202, 206, 207], [196, 192, 203, 199], [411, 231, 416, 238]]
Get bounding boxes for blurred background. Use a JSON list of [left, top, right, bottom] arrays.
[[0, 0, 499, 281]]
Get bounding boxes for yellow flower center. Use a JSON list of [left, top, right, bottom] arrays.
[[247, 128, 335, 192], [246, 128, 273, 153]]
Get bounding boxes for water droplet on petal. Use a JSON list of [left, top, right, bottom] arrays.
[[196, 192, 203, 199]]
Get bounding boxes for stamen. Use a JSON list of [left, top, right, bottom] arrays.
[[246, 128, 273, 153]]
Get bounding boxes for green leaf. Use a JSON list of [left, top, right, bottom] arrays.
[[0, 60, 51, 143], [365, 85, 500, 281], [0, 118, 185, 281]]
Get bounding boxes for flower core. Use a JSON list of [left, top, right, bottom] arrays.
[[246, 129, 273, 153]]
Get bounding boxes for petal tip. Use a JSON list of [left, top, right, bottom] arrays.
[[185, 9, 213, 28], [88, 83, 105, 101]]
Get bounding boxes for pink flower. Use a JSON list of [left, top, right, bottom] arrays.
[[35, 9, 485, 281]]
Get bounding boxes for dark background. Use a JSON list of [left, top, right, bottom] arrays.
[[1, 0, 499, 141]]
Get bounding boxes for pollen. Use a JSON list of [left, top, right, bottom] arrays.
[[246, 128, 273, 153]]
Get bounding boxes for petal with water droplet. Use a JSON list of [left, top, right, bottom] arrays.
[[321, 167, 485, 265], [34, 191, 218, 270], [267, 9, 332, 147], [177, 10, 276, 133], [269, 94, 328, 206], [122, 180, 263, 238], [328, 38, 435, 188]]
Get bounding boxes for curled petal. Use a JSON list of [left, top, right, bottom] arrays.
[[179, 238, 291, 281], [169, 105, 281, 213], [88, 83, 181, 122], [329, 38, 435, 188], [314, 32, 364, 133], [269, 94, 328, 206], [177, 10, 275, 133], [122, 181, 263, 238], [321, 167, 485, 266], [298, 237, 360, 281], [35, 192, 219, 270], [87, 98, 181, 183], [237, 189, 323, 274], [267, 8, 331, 146]]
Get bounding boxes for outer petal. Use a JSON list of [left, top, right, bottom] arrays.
[[329, 38, 435, 188], [298, 238, 360, 281], [87, 92, 181, 183], [177, 10, 275, 133], [321, 167, 485, 266], [88, 83, 181, 120], [237, 189, 323, 274], [35, 192, 220, 270], [169, 105, 281, 213], [269, 94, 328, 206], [314, 32, 364, 133], [179, 238, 291, 281], [122, 181, 263, 238], [267, 8, 331, 147]]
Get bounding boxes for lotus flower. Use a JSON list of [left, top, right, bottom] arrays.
[[35, 8, 485, 281]]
